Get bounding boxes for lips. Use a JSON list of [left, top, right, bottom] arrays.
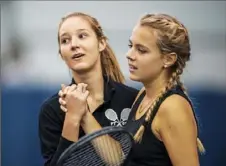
[[128, 64, 138, 70], [128, 64, 138, 72], [72, 53, 85, 59]]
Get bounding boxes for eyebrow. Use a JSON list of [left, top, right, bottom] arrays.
[[60, 29, 89, 37], [59, 32, 69, 38], [129, 39, 149, 50]]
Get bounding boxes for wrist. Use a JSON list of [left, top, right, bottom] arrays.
[[65, 112, 82, 123], [81, 111, 91, 126], [62, 114, 81, 142]]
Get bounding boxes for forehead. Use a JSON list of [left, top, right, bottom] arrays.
[[130, 24, 158, 47], [59, 16, 93, 35]]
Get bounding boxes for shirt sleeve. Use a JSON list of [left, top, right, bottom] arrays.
[[38, 102, 74, 166]]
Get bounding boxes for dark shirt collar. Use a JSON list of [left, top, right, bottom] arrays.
[[70, 75, 115, 103]]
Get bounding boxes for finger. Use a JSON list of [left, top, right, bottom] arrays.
[[64, 86, 70, 95], [58, 90, 65, 97], [61, 84, 68, 96], [60, 105, 68, 112], [70, 84, 77, 92], [76, 83, 83, 93], [84, 84, 88, 89], [59, 97, 66, 105], [83, 90, 90, 98], [61, 84, 66, 91], [67, 84, 77, 93], [81, 83, 88, 93]]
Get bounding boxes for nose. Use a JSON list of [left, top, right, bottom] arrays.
[[126, 49, 135, 61], [70, 36, 79, 51]]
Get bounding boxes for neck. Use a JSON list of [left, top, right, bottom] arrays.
[[143, 74, 169, 100], [72, 64, 104, 100]]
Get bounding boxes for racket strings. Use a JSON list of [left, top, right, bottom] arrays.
[[62, 131, 132, 166]]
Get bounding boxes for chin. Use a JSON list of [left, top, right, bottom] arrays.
[[70, 63, 91, 73], [129, 74, 141, 82]]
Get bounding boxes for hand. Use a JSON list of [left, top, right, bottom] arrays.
[[58, 84, 71, 112], [59, 83, 89, 119]]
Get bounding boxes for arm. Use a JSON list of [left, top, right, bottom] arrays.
[[156, 94, 199, 166], [60, 84, 124, 165], [61, 84, 88, 142], [81, 111, 123, 165], [39, 103, 75, 166], [39, 84, 84, 166]]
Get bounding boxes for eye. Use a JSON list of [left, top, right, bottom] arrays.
[[61, 38, 70, 44], [128, 40, 133, 48], [128, 44, 132, 48], [137, 47, 147, 54], [78, 33, 88, 39]]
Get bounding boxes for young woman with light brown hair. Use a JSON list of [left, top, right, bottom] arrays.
[[125, 13, 205, 166], [38, 12, 138, 166]]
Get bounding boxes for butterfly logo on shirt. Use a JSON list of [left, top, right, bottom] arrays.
[[105, 108, 131, 127]]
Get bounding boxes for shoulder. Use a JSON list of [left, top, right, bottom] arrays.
[[157, 94, 197, 130], [39, 92, 63, 120], [113, 81, 139, 96], [40, 93, 59, 111]]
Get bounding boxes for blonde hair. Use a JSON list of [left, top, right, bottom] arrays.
[[58, 12, 125, 83], [133, 13, 205, 154]]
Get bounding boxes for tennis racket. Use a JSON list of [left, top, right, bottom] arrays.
[[57, 126, 134, 166]]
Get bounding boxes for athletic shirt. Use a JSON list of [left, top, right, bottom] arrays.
[[125, 85, 196, 166]]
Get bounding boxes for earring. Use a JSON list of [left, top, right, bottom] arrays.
[[164, 65, 167, 68]]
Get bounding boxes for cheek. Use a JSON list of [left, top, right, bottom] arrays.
[[86, 41, 100, 58], [140, 55, 159, 66], [139, 56, 162, 74], [59, 46, 70, 59]]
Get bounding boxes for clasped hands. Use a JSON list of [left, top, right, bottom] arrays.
[[58, 83, 90, 121]]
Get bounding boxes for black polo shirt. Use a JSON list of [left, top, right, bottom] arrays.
[[38, 77, 138, 166]]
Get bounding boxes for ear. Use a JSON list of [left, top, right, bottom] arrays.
[[98, 38, 107, 52], [162, 52, 177, 68]]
